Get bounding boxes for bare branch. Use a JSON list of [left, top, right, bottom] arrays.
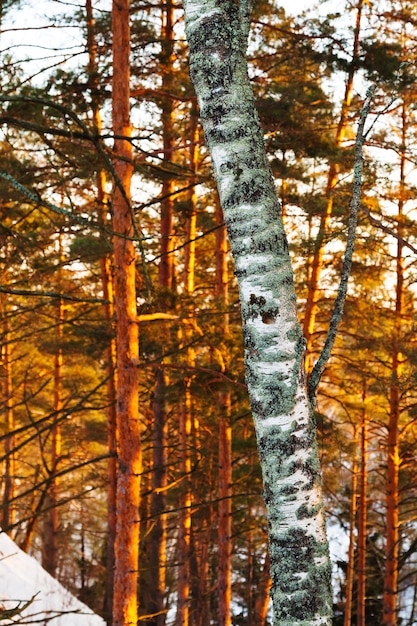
[[0, 286, 108, 303], [308, 85, 375, 402]]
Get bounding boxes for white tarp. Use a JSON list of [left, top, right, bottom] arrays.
[[0, 531, 106, 626]]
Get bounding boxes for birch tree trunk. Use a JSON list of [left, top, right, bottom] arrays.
[[183, 2, 332, 624]]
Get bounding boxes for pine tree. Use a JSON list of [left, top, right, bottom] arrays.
[[111, 0, 141, 623]]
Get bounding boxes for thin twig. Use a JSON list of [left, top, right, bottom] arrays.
[[0, 285, 108, 303], [308, 85, 375, 402]]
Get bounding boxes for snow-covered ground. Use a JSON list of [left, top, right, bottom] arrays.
[[0, 531, 105, 626]]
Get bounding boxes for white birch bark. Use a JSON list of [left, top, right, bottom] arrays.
[[182, 1, 333, 624]]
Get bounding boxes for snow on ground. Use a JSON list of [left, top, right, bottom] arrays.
[[0, 531, 105, 625]]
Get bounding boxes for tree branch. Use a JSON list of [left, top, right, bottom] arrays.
[[308, 85, 375, 402], [0, 285, 108, 303]]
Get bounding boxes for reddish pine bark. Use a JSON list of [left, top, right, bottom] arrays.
[[217, 403, 232, 626], [102, 248, 118, 625], [158, 0, 175, 289], [176, 385, 192, 626], [384, 362, 400, 626], [254, 552, 272, 626], [176, 113, 198, 626], [216, 199, 232, 626], [146, 7, 177, 621], [42, 235, 63, 576], [383, 102, 406, 626], [1, 296, 15, 535], [86, 1, 118, 620], [357, 399, 368, 626], [183, 104, 198, 296], [344, 426, 358, 626], [112, 0, 141, 624], [149, 367, 167, 626]]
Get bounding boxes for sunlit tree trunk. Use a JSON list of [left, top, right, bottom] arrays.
[[101, 216, 118, 623], [383, 101, 406, 626], [1, 294, 15, 536], [18, 465, 46, 552], [190, 460, 214, 626], [42, 233, 63, 576], [407, 582, 417, 626], [217, 395, 232, 626], [254, 552, 272, 626], [183, 2, 332, 624], [86, 3, 118, 619], [245, 445, 271, 625], [357, 390, 368, 626], [112, 0, 141, 623], [148, 367, 167, 626], [188, 319, 209, 625], [246, 511, 254, 624], [159, 0, 175, 289], [344, 425, 358, 626], [147, 8, 178, 621], [303, 0, 364, 370], [176, 108, 198, 626], [184, 194, 211, 626], [384, 273, 401, 626], [183, 104, 198, 296], [176, 387, 192, 626], [215, 197, 232, 626]]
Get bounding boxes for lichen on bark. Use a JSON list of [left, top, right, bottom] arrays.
[[183, 1, 333, 624]]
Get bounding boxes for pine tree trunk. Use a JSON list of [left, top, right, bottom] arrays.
[[190, 461, 213, 626], [43, 234, 63, 576], [149, 367, 167, 626], [183, 104, 198, 296], [176, 388, 192, 626], [254, 551, 272, 626], [176, 113, 198, 626], [357, 394, 368, 626], [112, 0, 141, 623], [147, 8, 178, 620], [159, 0, 175, 289], [383, 102, 406, 626], [344, 426, 358, 626], [86, 1, 119, 619], [384, 338, 400, 626], [217, 399, 232, 626], [101, 237, 118, 625], [215, 198, 232, 626], [183, 3, 333, 624], [18, 467, 45, 552], [1, 295, 15, 536]]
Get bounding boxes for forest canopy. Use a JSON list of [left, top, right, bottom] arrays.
[[1, 1, 417, 626]]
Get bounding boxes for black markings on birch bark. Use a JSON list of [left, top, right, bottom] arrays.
[[183, 1, 333, 623]]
